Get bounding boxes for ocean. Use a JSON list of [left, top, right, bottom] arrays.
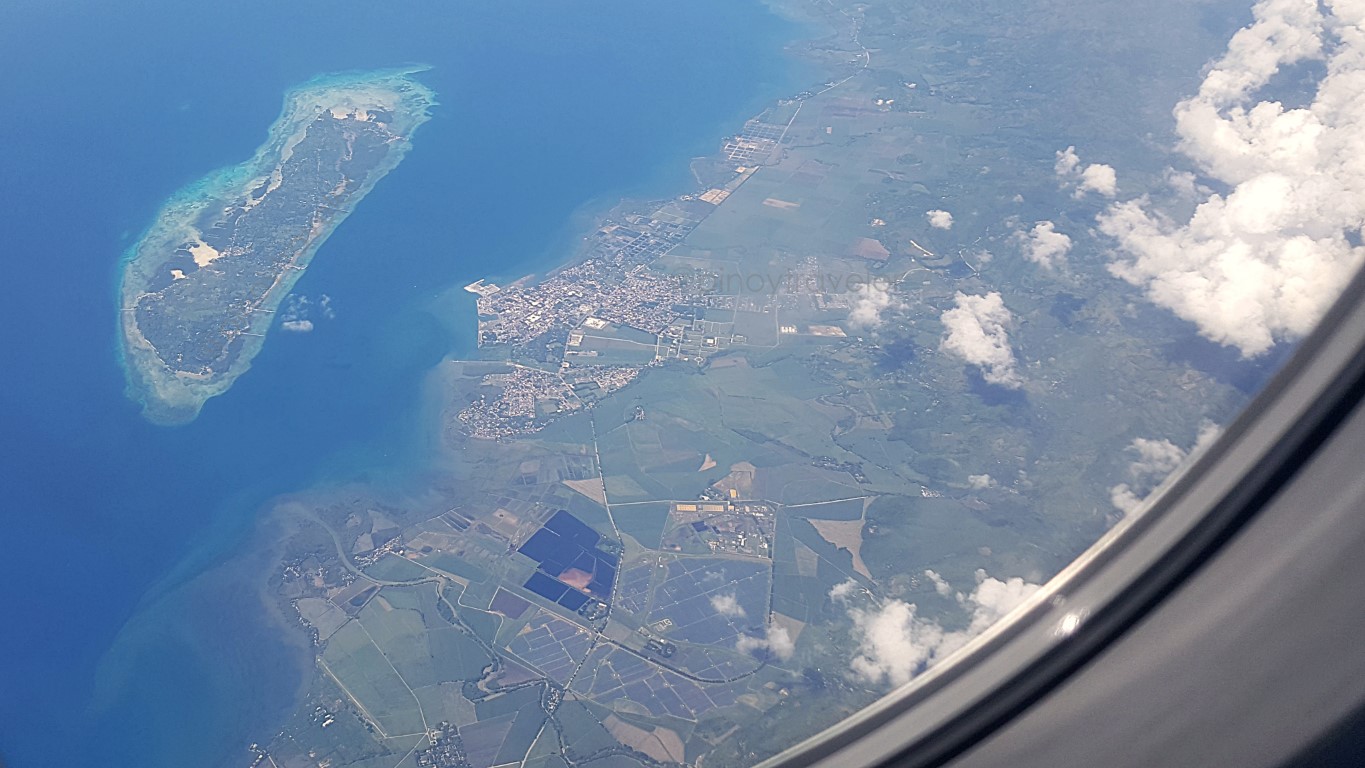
[[0, 2, 809, 765]]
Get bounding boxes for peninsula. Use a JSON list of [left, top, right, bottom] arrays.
[[118, 68, 436, 424]]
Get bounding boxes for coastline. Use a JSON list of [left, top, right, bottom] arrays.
[[117, 67, 438, 425], [253, 0, 848, 738], [86, 337, 465, 768], [440, 1, 855, 445], [2, 3, 861, 767], [467, 19, 825, 295], [129, 3, 851, 761]]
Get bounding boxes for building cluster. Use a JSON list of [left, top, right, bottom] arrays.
[[666, 502, 777, 558], [477, 260, 688, 349], [415, 722, 468, 768], [457, 366, 584, 439], [812, 455, 868, 482], [476, 259, 609, 347], [457, 109, 793, 439], [472, 132, 758, 355], [591, 266, 688, 334], [592, 200, 708, 262], [456, 364, 644, 440], [723, 118, 787, 163], [352, 535, 403, 568]]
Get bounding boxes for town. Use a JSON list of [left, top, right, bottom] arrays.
[[451, 113, 803, 440]]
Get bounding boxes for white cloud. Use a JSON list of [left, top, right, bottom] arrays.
[[926, 209, 954, 229], [849, 282, 896, 330], [766, 625, 795, 659], [735, 634, 763, 654], [940, 292, 1022, 388], [1079, 163, 1119, 197], [829, 580, 859, 601], [964, 569, 1042, 635], [1109, 484, 1144, 515], [1098, 0, 1365, 357], [844, 598, 944, 686], [834, 570, 1041, 687], [710, 593, 746, 619], [1164, 169, 1205, 199], [967, 473, 996, 490], [1193, 420, 1223, 454], [1056, 145, 1118, 197], [1109, 437, 1188, 515], [1128, 437, 1188, 477], [1055, 146, 1082, 177], [737, 623, 795, 661], [280, 293, 333, 333], [1110, 421, 1223, 515], [1021, 221, 1073, 268], [924, 569, 954, 597]]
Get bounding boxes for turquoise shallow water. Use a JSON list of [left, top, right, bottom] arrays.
[[0, 3, 809, 766]]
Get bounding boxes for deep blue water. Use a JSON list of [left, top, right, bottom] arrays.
[[0, 3, 808, 766]]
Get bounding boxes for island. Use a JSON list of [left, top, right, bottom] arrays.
[[118, 68, 436, 424]]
